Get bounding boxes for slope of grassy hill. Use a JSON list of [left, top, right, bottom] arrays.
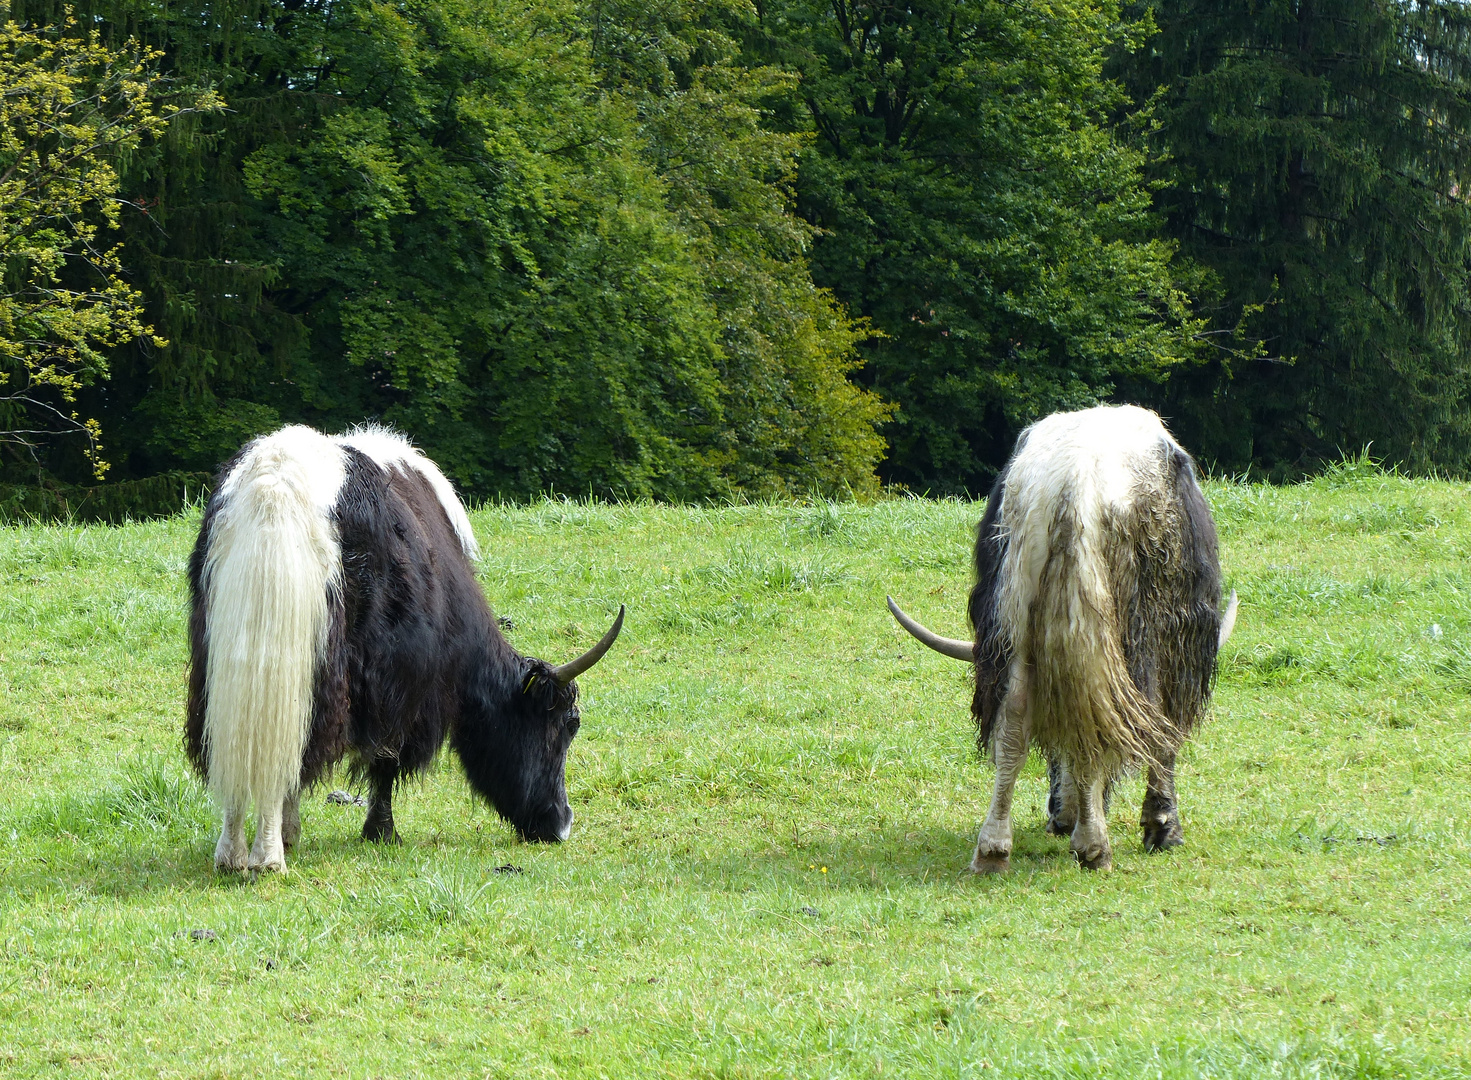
[[0, 463, 1467, 1077]]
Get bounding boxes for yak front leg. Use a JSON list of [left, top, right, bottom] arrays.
[[214, 799, 249, 873], [1070, 768, 1112, 871], [361, 759, 402, 844], [282, 790, 302, 849], [248, 793, 289, 873], [971, 661, 1030, 875], [1140, 750, 1184, 852]]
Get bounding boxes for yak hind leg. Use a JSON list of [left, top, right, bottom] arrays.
[[282, 790, 302, 849], [1045, 756, 1078, 837], [214, 800, 249, 873], [361, 759, 402, 845], [1046, 760, 1115, 837], [1140, 751, 1184, 853], [248, 795, 288, 873], [1070, 768, 1112, 871], [971, 661, 1030, 875]]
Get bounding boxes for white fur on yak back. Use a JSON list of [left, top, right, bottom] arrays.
[[200, 423, 478, 819], [201, 425, 347, 815], [336, 424, 479, 560], [995, 405, 1186, 772]]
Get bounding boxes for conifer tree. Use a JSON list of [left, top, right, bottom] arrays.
[[1118, 0, 1471, 475]]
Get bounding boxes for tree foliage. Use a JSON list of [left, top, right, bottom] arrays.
[[0, 16, 209, 477], [746, 0, 1206, 493], [12, 0, 890, 500], [1116, 0, 1471, 476], [590, 0, 892, 496], [14, 0, 1471, 503]]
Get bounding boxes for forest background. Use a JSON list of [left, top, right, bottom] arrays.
[[5, 0, 1471, 514]]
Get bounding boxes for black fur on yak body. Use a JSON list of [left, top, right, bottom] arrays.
[[186, 426, 614, 873], [891, 404, 1234, 873]]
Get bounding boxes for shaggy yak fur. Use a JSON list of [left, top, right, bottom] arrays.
[[892, 405, 1236, 872], [185, 425, 621, 874]]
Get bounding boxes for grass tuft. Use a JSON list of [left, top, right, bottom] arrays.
[[26, 757, 212, 841]]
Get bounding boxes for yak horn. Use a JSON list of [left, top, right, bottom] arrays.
[[1219, 590, 1239, 647], [887, 596, 973, 662], [551, 605, 626, 685]]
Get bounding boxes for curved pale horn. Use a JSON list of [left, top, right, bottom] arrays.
[[886, 596, 972, 662], [551, 605, 626, 685]]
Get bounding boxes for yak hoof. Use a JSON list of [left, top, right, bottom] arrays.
[[1045, 817, 1075, 838], [970, 852, 1011, 875], [1142, 819, 1184, 853], [246, 850, 286, 874], [214, 850, 248, 874], [362, 822, 402, 845], [247, 839, 287, 874], [282, 820, 301, 849], [214, 833, 248, 874], [1074, 847, 1113, 872]]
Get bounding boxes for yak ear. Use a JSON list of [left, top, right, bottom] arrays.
[[521, 664, 547, 696], [521, 664, 560, 703]]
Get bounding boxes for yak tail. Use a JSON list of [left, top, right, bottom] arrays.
[[996, 488, 1176, 772], [1030, 541, 1174, 771], [200, 431, 343, 815], [1219, 590, 1239, 647]]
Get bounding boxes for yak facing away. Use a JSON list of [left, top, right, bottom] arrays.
[[186, 425, 624, 874], [889, 405, 1237, 872]]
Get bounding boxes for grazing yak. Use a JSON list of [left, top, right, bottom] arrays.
[[888, 405, 1237, 872], [185, 425, 624, 873]]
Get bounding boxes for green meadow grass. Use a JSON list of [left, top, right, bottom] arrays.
[[0, 465, 1469, 1077]]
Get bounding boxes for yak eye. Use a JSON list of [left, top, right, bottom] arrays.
[[566, 715, 581, 737]]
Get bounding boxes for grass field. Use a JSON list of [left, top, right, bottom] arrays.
[[0, 462, 1468, 1077]]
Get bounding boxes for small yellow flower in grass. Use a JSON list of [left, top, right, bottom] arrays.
[[821, 866, 827, 873]]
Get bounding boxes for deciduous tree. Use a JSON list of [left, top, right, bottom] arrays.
[[15, 0, 891, 500], [0, 16, 211, 477], [747, 0, 1205, 493]]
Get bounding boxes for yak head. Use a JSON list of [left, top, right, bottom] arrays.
[[462, 606, 624, 843]]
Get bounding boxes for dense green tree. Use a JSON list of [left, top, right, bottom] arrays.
[[587, 0, 890, 495], [218, 0, 735, 498], [746, 0, 1205, 493], [14, 0, 888, 500], [1116, 0, 1471, 476]]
